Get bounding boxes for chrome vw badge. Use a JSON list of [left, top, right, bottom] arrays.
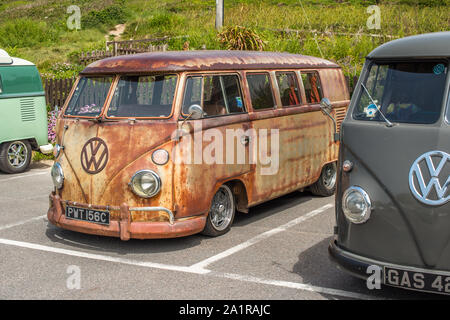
[[409, 150, 450, 206]]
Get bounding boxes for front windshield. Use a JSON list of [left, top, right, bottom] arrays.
[[353, 61, 448, 124], [107, 74, 177, 118], [64, 76, 113, 117]]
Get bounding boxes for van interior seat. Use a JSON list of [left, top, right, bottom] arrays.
[[203, 101, 226, 117]]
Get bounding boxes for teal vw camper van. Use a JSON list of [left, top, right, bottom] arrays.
[[0, 49, 52, 173]]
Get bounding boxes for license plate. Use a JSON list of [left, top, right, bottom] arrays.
[[384, 266, 450, 295], [65, 205, 110, 226]]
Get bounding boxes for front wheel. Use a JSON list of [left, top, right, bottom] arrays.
[[0, 140, 32, 174], [310, 162, 337, 197], [202, 184, 235, 237]]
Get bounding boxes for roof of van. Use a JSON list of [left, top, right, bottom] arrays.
[[0, 49, 35, 66], [367, 31, 450, 59], [81, 50, 339, 74]]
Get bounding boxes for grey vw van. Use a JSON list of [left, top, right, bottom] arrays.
[[329, 32, 450, 295]]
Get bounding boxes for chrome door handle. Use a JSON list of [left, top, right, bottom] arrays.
[[240, 135, 250, 145]]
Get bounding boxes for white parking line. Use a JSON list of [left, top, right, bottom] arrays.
[[0, 170, 49, 183], [0, 238, 210, 275], [213, 272, 376, 300], [0, 237, 375, 300], [0, 215, 46, 232], [190, 203, 334, 270]]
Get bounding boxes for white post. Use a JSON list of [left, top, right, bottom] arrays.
[[215, 0, 224, 30]]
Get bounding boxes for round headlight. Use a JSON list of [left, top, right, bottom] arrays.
[[129, 170, 161, 198], [342, 186, 371, 224], [152, 149, 169, 165], [53, 144, 61, 158], [51, 162, 64, 189]]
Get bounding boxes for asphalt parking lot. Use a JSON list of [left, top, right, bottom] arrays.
[[0, 163, 445, 300]]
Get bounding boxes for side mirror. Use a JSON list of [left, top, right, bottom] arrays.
[[188, 104, 204, 120], [320, 98, 332, 114], [319, 98, 339, 142], [174, 105, 204, 141]]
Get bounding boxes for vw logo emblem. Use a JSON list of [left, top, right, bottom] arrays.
[[409, 150, 450, 206], [80, 137, 109, 174]]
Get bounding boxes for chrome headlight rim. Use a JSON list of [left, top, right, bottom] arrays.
[[342, 186, 372, 224], [129, 169, 161, 198], [51, 162, 64, 189]]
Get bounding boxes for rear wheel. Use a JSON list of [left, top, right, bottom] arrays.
[[310, 162, 337, 197], [0, 140, 32, 174], [202, 184, 235, 237]]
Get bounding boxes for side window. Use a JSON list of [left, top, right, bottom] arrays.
[[301, 72, 323, 104], [182, 74, 245, 117], [276, 72, 302, 107], [182, 76, 203, 113], [0, 74, 3, 94], [246, 73, 275, 110]]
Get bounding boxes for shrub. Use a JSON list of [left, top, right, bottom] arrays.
[[0, 18, 59, 48], [47, 108, 59, 144], [217, 26, 265, 51], [81, 5, 129, 29]]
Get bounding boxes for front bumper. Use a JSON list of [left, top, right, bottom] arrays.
[[47, 193, 206, 240], [328, 240, 377, 280], [329, 239, 450, 282]]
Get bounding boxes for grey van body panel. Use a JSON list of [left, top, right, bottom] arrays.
[[335, 47, 450, 272], [368, 31, 450, 59]]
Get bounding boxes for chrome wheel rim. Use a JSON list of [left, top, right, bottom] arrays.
[[322, 163, 336, 189], [7, 141, 28, 169], [210, 185, 234, 231]]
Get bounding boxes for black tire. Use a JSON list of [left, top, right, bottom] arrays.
[[0, 140, 32, 174], [202, 184, 236, 237], [310, 162, 337, 197]]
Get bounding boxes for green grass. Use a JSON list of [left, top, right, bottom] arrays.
[[0, 0, 448, 79], [32, 151, 54, 162]]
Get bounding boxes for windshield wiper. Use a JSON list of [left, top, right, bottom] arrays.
[[87, 116, 119, 123], [360, 83, 393, 127]]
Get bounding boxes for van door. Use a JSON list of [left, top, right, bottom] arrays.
[[173, 73, 251, 218]]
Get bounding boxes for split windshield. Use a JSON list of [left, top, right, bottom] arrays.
[[65, 76, 113, 117], [107, 74, 177, 118], [64, 74, 177, 118], [353, 61, 448, 124]]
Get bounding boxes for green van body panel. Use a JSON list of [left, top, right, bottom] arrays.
[[0, 64, 48, 148]]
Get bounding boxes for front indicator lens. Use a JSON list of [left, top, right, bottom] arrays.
[[51, 162, 64, 189], [342, 186, 371, 224], [130, 170, 161, 198], [152, 149, 169, 165], [53, 144, 62, 158]]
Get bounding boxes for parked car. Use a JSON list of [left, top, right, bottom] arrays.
[[329, 32, 450, 295], [47, 50, 349, 240], [0, 49, 52, 173]]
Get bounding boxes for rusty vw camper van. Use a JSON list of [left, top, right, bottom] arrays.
[[329, 32, 450, 295], [47, 50, 349, 240]]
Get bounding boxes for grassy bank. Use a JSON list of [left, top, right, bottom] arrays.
[[0, 0, 448, 78]]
